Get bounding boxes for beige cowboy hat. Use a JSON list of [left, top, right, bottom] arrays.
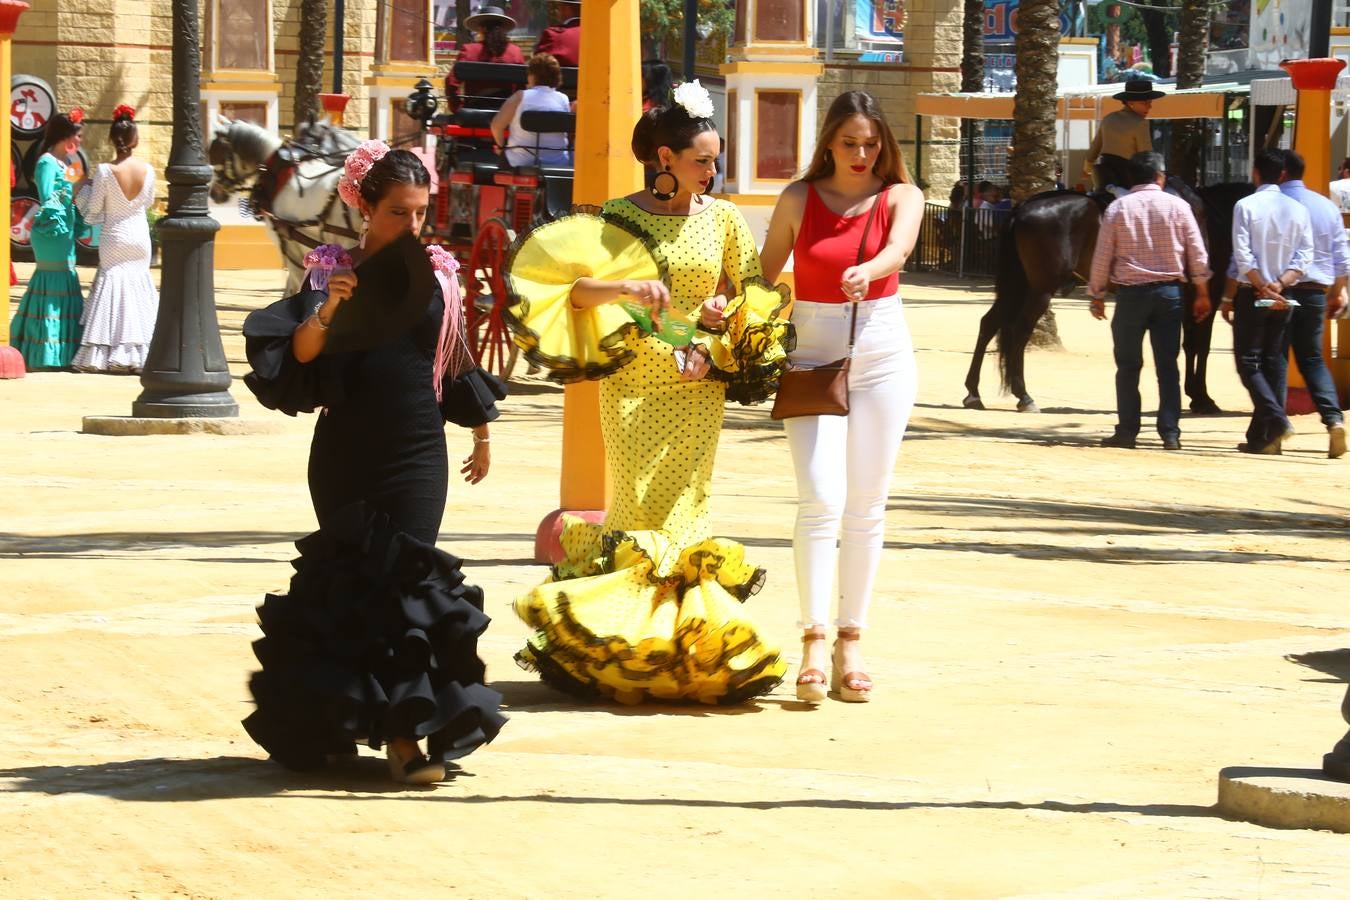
[[464, 4, 516, 31], [1113, 79, 1166, 102]]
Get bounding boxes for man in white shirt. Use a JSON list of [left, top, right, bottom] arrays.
[[1329, 157, 1350, 213], [1226, 149, 1315, 455], [1277, 150, 1349, 458]]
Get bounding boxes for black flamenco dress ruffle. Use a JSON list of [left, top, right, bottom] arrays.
[[243, 502, 507, 770]]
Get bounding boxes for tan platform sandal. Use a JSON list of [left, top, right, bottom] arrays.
[[831, 628, 873, 703], [386, 741, 445, 785], [796, 631, 829, 703]]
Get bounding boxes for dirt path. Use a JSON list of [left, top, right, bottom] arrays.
[[2, 267, 1348, 897]]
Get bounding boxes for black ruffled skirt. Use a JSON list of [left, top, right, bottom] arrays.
[[243, 503, 506, 770]]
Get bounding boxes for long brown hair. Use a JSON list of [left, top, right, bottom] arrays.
[[799, 91, 909, 186]]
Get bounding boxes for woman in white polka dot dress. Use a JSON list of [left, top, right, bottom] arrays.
[[72, 105, 159, 374], [506, 83, 795, 705]]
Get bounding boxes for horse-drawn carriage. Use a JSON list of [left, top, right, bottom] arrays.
[[208, 59, 580, 380]]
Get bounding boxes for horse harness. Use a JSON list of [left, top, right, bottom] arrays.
[[245, 144, 361, 272]]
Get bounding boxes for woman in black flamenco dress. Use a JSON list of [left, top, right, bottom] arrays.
[[240, 148, 507, 784]]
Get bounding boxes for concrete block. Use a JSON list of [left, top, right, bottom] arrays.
[[82, 416, 285, 436], [1218, 766, 1350, 833]]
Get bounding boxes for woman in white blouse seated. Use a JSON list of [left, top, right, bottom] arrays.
[[491, 52, 573, 169]]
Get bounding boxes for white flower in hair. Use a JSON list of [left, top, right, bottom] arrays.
[[672, 80, 716, 120]]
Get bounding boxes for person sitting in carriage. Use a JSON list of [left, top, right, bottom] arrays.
[[490, 52, 573, 169], [444, 4, 525, 112], [536, 0, 581, 68], [1083, 79, 1163, 194]]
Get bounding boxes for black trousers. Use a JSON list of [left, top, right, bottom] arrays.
[[1231, 288, 1292, 449]]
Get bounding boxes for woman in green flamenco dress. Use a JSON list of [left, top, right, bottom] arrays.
[[505, 82, 794, 705], [11, 111, 86, 370]]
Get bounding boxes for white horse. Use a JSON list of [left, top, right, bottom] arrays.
[[207, 117, 362, 293]]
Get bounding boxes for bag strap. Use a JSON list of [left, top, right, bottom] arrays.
[[847, 186, 887, 352]]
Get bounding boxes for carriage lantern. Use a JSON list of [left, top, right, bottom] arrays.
[[405, 78, 439, 127]]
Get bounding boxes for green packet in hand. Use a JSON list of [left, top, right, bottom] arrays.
[[619, 299, 695, 347]]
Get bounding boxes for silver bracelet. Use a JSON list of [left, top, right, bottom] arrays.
[[473, 435, 490, 444]]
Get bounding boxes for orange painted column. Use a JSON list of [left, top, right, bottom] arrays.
[[0, 0, 29, 379], [1279, 58, 1348, 410], [533, 0, 643, 562]]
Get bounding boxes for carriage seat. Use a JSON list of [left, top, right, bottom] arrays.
[[452, 61, 580, 94], [453, 108, 497, 130]]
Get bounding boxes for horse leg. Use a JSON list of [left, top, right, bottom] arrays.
[[963, 306, 1001, 409], [1183, 305, 1221, 414], [1012, 291, 1051, 413]]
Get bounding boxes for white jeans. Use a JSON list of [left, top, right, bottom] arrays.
[[783, 295, 917, 629]]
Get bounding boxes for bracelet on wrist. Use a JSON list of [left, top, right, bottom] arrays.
[[473, 436, 490, 444], [310, 313, 330, 330]]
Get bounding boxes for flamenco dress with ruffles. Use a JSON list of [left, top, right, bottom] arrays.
[[239, 238, 508, 770], [505, 198, 795, 705], [10, 154, 84, 369]]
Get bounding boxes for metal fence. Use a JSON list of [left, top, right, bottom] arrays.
[[906, 202, 1012, 279]]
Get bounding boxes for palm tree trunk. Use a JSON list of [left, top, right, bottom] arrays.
[[1009, 0, 1058, 204], [1169, 0, 1211, 184], [293, 0, 327, 130], [1140, 8, 1173, 79], [961, 0, 985, 202], [1011, 0, 1063, 347]]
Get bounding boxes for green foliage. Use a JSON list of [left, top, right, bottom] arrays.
[[641, 0, 735, 49]]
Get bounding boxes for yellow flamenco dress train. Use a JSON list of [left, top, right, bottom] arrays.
[[504, 208, 793, 705]]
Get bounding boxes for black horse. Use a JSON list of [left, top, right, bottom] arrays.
[[1184, 182, 1255, 413], [962, 181, 1249, 413]]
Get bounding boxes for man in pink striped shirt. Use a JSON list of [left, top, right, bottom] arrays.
[[1088, 151, 1211, 450]]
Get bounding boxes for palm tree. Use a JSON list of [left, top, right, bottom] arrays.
[[961, 0, 985, 193], [1169, 0, 1211, 185], [293, 0, 327, 130], [1008, 0, 1059, 204], [1010, 0, 1063, 347]]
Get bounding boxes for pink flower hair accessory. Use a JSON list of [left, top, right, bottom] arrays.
[[302, 243, 354, 293], [337, 139, 391, 208]]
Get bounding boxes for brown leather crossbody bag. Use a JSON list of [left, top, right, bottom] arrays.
[[771, 189, 883, 420]]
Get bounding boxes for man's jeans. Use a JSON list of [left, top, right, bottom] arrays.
[[1111, 282, 1183, 440], [1232, 288, 1292, 448], [1275, 287, 1345, 427]]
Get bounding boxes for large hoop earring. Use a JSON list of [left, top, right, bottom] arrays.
[[649, 167, 678, 202]]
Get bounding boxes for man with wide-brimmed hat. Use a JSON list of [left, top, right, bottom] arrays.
[[446, 4, 525, 110], [537, 0, 581, 68], [1084, 79, 1165, 192]]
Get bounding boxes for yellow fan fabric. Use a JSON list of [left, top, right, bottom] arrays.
[[504, 212, 662, 381]]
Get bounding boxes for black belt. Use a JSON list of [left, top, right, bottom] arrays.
[[1291, 282, 1332, 291], [1119, 280, 1183, 289]]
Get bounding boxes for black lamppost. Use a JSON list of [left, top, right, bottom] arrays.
[[132, 0, 237, 417]]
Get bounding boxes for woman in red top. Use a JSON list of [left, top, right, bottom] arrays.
[[761, 91, 925, 705], [445, 5, 526, 111]]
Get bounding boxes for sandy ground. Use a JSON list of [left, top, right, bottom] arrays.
[[2, 263, 1349, 898]]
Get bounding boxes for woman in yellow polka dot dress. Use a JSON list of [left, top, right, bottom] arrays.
[[505, 83, 793, 705]]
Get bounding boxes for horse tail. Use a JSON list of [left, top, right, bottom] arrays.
[[993, 214, 1030, 392]]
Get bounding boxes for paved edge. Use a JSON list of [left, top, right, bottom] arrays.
[[1217, 765, 1350, 833], [81, 416, 286, 436]]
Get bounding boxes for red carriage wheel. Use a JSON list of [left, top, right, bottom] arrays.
[[463, 217, 518, 381]]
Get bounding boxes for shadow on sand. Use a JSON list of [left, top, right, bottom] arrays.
[[0, 755, 1219, 820]]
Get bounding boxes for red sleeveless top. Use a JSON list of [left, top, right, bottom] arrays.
[[792, 184, 896, 303]]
